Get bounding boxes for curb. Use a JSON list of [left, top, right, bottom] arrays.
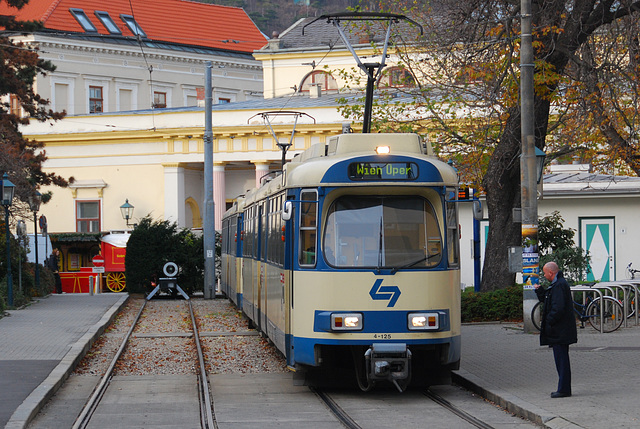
[[452, 368, 583, 429], [5, 294, 130, 429]]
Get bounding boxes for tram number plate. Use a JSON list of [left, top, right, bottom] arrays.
[[373, 334, 391, 339]]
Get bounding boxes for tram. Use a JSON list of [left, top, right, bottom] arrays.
[[221, 132, 461, 390]]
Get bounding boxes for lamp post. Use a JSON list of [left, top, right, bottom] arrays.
[[2, 173, 16, 307], [28, 191, 42, 291], [120, 199, 134, 227]]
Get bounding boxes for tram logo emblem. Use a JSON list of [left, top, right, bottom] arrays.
[[369, 279, 401, 307]]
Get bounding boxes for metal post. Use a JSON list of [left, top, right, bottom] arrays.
[[521, 0, 539, 333], [34, 211, 40, 291], [472, 189, 481, 292], [5, 206, 13, 307], [362, 64, 377, 134], [203, 61, 215, 299]]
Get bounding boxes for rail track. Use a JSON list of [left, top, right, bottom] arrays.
[[71, 299, 215, 429], [311, 387, 499, 429], [28, 297, 534, 429]]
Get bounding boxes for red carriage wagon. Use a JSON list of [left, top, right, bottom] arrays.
[[100, 231, 130, 292]]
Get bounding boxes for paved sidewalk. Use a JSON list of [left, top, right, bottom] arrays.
[[454, 322, 640, 429], [0, 293, 128, 429]]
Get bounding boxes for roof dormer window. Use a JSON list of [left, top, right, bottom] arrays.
[[70, 8, 97, 32], [95, 11, 122, 35], [120, 14, 147, 38]]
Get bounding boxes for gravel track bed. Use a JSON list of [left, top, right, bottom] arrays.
[[73, 298, 144, 376], [73, 296, 288, 377]]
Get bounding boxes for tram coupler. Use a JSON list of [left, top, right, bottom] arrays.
[[365, 343, 411, 392]]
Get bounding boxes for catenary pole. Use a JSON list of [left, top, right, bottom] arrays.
[[203, 62, 215, 299], [521, 0, 539, 332]]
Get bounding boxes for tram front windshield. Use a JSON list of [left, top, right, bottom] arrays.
[[323, 196, 442, 269]]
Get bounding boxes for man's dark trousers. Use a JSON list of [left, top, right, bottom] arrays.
[[552, 344, 571, 394]]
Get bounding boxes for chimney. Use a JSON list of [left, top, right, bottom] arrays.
[[309, 83, 321, 99]]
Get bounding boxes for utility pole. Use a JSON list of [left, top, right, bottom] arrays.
[[203, 62, 215, 299], [521, 0, 539, 332]]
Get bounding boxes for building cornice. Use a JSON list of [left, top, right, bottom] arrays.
[[24, 38, 262, 71]]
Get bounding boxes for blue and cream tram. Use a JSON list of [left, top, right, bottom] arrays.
[[221, 133, 461, 390]]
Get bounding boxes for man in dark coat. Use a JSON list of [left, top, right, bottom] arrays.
[[535, 261, 577, 398], [46, 248, 63, 294]]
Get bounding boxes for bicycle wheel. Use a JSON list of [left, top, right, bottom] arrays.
[[625, 288, 636, 319], [531, 301, 543, 331], [586, 296, 624, 333]]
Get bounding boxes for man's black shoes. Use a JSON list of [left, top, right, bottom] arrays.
[[550, 391, 571, 398]]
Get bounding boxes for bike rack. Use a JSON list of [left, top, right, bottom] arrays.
[[597, 282, 632, 328], [570, 286, 604, 333], [607, 281, 640, 326]]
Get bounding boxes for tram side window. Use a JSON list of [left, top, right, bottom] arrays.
[[446, 189, 460, 267], [261, 202, 267, 261], [299, 190, 317, 266], [243, 206, 254, 258], [265, 193, 285, 267], [229, 215, 237, 256], [222, 219, 228, 254]]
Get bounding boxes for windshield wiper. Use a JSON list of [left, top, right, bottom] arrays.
[[390, 253, 441, 274]]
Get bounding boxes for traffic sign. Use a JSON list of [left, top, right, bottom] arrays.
[[92, 266, 105, 273], [92, 255, 105, 267]]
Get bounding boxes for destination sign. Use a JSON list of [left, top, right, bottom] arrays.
[[348, 162, 418, 181]]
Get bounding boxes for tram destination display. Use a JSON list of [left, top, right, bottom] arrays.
[[348, 162, 418, 181]]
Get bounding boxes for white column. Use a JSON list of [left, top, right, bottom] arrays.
[[163, 163, 185, 227], [254, 161, 270, 188], [213, 162, 226, 231]]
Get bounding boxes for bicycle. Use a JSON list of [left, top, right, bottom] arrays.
[[531, 293, 624, 333], [626, 262, 640, 280]]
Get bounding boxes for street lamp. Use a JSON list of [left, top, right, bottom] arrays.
[[535, 147, 547, 184], [120, 199, 134, 227], [2, 173, 16, 307], [28, 191, 42, 291]]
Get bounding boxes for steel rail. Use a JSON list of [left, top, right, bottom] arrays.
[[311, 387, 362, 429], [72, 300, 147, 429], [188, 300, 216, 429], [424, 389, 495, 429]]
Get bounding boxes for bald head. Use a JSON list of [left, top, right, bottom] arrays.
[[543, 261, 559, 283], [544, 261, 559, 274]]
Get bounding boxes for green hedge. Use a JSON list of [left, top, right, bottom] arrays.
[[461, 285, 523, 322]]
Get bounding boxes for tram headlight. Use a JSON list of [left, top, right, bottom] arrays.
[[375, 145, 390, 155], [331, 313, 363, 331], [408, 312, 440, 330]]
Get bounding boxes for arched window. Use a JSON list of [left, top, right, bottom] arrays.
[[300, 71, 338, 93], [379, 67, 416, 88]]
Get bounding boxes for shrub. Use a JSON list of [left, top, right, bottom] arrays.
[[125, 216, 205, 295], [461, 285, 523, 322]]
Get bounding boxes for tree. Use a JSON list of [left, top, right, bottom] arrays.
[[1, 0, 70, 212], [337, 0, 640, 290], [538, 211, 590, 284]]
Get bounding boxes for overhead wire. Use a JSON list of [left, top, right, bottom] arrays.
[[128, 0, 156, 131]]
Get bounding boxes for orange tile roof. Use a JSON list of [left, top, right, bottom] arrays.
[[0, 0, 267, 52]]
